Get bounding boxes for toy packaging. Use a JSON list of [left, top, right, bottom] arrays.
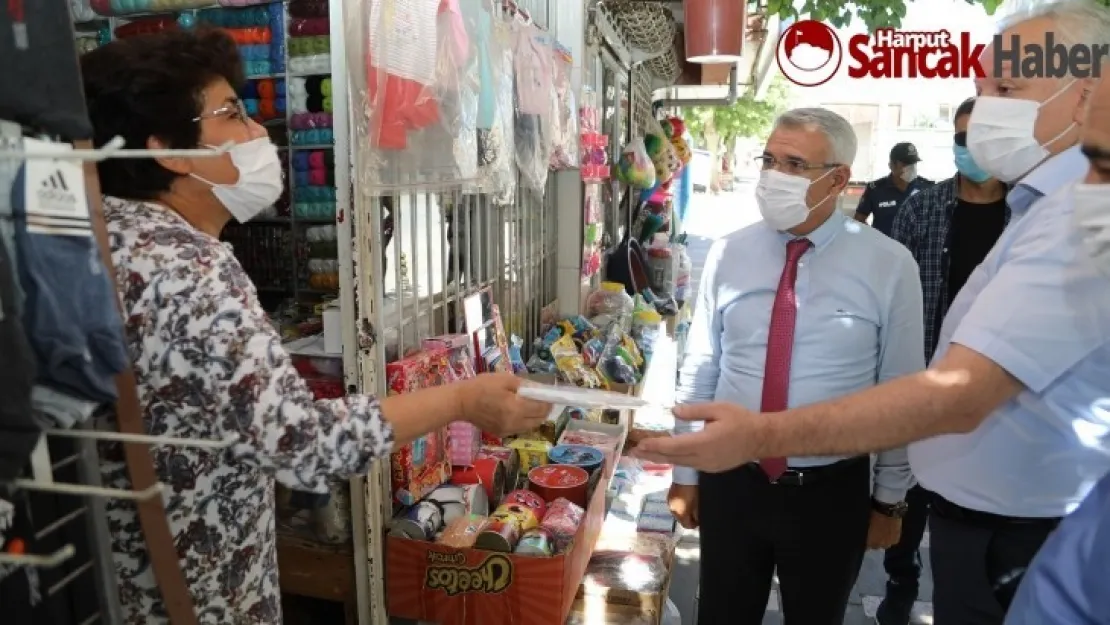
[[387, 349, 454, 505]]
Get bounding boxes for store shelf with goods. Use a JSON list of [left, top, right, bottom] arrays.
[[87, 2, 343, 314]]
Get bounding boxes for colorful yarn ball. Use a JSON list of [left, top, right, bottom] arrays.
[[668, 117, 687, 137], [177, 11, 197, 29]]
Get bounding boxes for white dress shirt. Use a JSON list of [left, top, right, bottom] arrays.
[[909, 148, 1110, 518], [674, 210, 925, 504]]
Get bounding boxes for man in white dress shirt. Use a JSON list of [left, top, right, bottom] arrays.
[[667, 108, 925, 625]]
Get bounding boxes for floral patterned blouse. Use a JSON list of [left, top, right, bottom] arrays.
[[95, 197, 394, 624]]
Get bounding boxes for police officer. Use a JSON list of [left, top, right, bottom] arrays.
[[854, 142, 933, 236]]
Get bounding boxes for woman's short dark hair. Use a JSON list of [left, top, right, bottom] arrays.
[[954, 97, 976, 124], [81, 29, 244, 200]]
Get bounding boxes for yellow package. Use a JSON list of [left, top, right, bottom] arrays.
[[510, 438, 553, 475], [621, 335, 644, 368]]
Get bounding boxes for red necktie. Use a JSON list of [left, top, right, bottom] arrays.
[[759, 238, 812, 480]]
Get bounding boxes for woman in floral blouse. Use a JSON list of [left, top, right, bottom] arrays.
[[80, 30, 551, 624]]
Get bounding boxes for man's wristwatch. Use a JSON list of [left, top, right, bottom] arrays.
[[871, 498, 909, 519]]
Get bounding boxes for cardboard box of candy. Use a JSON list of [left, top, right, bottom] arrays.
[[385, 422, 628, 625]]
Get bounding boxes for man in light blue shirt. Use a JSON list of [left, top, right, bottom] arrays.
[[639, 3, 1110, 624], [667, 107, 924, 625], [1004, 64, 1110, 625]]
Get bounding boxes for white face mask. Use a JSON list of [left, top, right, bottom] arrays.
[[756, 168, 835, 231], [192, 137, 284, 223], [1073, 182, 1110, 278], [967, 82, 1077, 183], [900, 165, 918, 183]]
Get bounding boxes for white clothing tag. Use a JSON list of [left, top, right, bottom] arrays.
[[22, 138, 91, 238]]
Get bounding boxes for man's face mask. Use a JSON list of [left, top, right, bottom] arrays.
[[756, 168, 836, 231], [1073, 182, 1110, 278], [967, 81, 1078, 183]]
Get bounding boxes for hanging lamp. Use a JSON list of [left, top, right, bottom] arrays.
[[683, 0, 745, 63]]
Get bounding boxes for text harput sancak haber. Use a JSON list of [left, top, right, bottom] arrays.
[[847, 30, 1109, 79]]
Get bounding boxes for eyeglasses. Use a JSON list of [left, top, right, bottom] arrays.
[[754, 155, 839, 176], [192, 99, 251, 129], [954, 131, 967, 147]]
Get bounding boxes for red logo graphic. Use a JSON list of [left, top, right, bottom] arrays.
[[776, 20, 843, 87]]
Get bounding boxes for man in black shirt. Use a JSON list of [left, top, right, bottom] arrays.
[[855, 142, 934, 236], [879, 97, 1010, 625]]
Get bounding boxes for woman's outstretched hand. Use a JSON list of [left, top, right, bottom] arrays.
[[458, 373, 552, 436]]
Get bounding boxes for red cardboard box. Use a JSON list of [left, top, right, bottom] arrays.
[[386, 429, 624, 625]]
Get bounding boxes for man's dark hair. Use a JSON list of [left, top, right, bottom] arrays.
[[954, 97, 976, 124], [81, 29, 244, 200]]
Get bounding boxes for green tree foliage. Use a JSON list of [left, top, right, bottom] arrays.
[[764, 0, 1110, 32], [682, 75, 792, 147]]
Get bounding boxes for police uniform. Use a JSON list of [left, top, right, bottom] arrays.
[[856, 143, 933, 237]]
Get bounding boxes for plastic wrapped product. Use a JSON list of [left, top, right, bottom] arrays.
[[585, 281, 635, 319], [436, 514, 490, 548], [357, 0, 477, 188], [615, 138, 657, 189], [548, 42, 579, 170], [539, 497, 585, 553]]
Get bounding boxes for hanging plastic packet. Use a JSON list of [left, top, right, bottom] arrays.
[[615, 137, 657, 189]]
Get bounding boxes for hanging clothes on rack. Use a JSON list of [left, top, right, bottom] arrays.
[[1, 3, 201, 624], [0, 0, 92, 139], [0, 232, 37, 482], [10, 148, 129, 414]]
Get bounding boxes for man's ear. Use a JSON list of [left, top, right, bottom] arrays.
[[1074, 77, 1097, 126], [147, 136, 192, 176], [834, 165, 851, 191]]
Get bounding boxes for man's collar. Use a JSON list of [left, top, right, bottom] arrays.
[[1007, 145, 1087, 216], [1017, 145, 1086, 197], [782, 207, 844, 251]]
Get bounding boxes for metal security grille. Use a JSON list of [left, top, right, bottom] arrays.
[[333, 1, 561, 621], [374, 189, 558, 362], [632, 64, 654, 136]]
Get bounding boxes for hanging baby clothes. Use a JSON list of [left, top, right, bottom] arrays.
[[512, 21, 553, 194], [434, 0, 477, 180], [366, 0, 442, 149]]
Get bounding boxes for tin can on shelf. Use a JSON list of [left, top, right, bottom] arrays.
[[490, 502, 539, 532], [428, 483, 490, 524], [500, 488, 547, 520], [477, 445, 521, 489], [528, 464, 590, 508], [547, 444, 605, 475], [474, 516, 522, 552], [389, 500, 443, 540], [450, 456, 506, 503], [514, 527, 556, 557]]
